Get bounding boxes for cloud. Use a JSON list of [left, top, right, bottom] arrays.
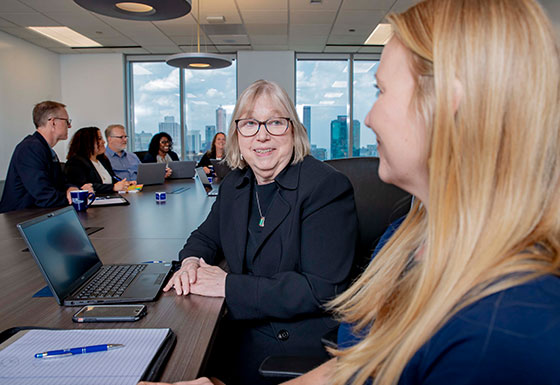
[[133, 63, 153, 75], [141, 68, 179, 91]]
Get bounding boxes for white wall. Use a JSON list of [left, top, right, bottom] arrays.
[[0, 30, 61, 180], [237, 51, 295, 100], [60, 53, 125, 149]]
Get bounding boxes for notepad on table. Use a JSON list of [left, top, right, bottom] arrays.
[[90, 195, 129, 206], [0, 328, 173, 385]]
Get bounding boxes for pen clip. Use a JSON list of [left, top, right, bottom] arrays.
[[35, 352, 73, 358]]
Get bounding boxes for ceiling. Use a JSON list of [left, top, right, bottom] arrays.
[[0, 0, 558, 56], [0, 0, 418, 55]]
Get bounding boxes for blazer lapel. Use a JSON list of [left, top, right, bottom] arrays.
[[231, 174, 251, 272]]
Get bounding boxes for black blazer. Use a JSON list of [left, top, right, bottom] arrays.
[[0, 132, 71, 213], [143, 150, 179, 163], [179, 156, 358, 375], [65, 155, 118, 194]]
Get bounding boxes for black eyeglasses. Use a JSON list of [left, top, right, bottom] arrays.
[[235, 117, 291, 137], [110, 135, 128, 140], [49, 117, 72, 125]]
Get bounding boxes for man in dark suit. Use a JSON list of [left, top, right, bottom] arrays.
[[0, 101, 90, 213]]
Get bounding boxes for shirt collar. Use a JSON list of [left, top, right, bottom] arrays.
[[105, 146, 125, 158], [235, 157, 303, 191]]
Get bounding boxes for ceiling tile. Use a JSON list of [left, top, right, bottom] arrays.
[[19, 0, 84, 13], [340, 0, 395, 11], [290, 10, 337, 24], [144, 45, 181, 54], [236, 0, 288, 11], [290, 24, 332, 36], [241, 10, 287, 23], [289, 0, 342, 11], [245, 24, 286, 35], [0, 0, 34, 12], [209, 34, 250, 45], [334, 10, 385, 25], [0, 16, 18, 27], [252, 44, 289, 51], [250, 35, 288, 45], [1, 12, 60, 26]]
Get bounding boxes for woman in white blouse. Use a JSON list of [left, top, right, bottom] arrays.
[[65, 126, 131, 194]]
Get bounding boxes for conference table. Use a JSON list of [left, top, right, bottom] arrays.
[[0, 179, 224, 382]]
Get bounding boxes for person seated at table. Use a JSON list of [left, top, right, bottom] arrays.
[[197, 132, 226, 176], [144, 132, 178, 178], [142, 0, 560, 385], [65, 126, 130, 194], [164, 79, 358, 385], [0, 101, 91, 213], [104, 123, 141, 181]]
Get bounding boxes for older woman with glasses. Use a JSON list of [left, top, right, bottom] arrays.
[[163, 79, 358, 385], [65, 126, 130, 193]]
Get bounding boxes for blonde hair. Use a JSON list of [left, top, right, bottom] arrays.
[[105, 124, 125, 139], [330, 1, 560, 384], [225, 80, 310, 169]]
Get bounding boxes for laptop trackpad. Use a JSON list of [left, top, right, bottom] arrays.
[[123, 273, 166, 297]]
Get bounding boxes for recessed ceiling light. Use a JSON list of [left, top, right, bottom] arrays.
[[27, 26, 101, 47], [364, 23, 392, 45], [74, 0, 191, 21], [115, 2, 154, 13]]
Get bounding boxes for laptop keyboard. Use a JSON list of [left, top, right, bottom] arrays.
[[77, 264, 146, 299]]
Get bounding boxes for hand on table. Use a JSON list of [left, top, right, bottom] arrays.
[[202, 166, 211, 175], [165, 167, 173, 178], [139, 376, 224, 385], [114, 179, 130, 191], [190, 259, 226, 298], [163, 257, 200, 295]]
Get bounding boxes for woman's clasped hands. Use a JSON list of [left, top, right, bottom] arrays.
[[163, 257, 226, 298]]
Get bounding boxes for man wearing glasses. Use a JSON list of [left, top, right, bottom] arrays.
[[104, 124, 140, 182], [0, 100, 90, 213]]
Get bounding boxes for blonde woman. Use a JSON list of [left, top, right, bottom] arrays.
[[141, 0, 560, 385]]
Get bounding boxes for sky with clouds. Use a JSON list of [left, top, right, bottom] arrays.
[[131, 59, 378, 157]]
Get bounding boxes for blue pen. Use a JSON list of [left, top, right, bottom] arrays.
[[34, 343, 124, 358]]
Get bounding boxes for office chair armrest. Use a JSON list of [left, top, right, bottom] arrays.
[[259, 356, 327, 379]]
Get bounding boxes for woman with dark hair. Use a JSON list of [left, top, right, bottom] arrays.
[[197, 132, 226, 175], [65, 127, 130, 194], [143, 132, 179, 163]]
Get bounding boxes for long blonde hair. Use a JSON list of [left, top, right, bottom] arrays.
[[330, 1, 560, 384]]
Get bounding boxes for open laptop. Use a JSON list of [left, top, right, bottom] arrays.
[[168, 161, 196, 179], [137, 163, 166, 185], [210, 159, 232, 179], [195, 167, 220, 196], [17, 206, 172, 306]]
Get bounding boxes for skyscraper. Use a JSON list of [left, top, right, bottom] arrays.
[[352, 120, 360, 157], [330, 115, 348, 159], [186, 130, 202, 155], [205, 125, 216, 150], [159, 116, 180, 142], [216, 106, 226, 132], [303, 106, 311, 141]]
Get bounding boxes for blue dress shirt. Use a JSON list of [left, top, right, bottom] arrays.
[[105, 146, 140, 181]]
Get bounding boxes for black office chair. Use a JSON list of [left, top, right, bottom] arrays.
[[259, 157, 412, 379], [134, 151, 148, 162]]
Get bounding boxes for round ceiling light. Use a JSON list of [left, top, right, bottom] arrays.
[[74, 0, 191, 21], [166, 53, 232, 70]]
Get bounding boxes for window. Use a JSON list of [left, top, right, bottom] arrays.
[[296, 55, 379, 160], [127, 58, 236, 161]]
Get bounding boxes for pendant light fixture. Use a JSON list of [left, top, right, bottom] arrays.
[[166, 0, 232, 70], [74, 0, 191, 21]]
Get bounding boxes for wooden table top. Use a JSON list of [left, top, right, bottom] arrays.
[[0, 179, 223, 382]]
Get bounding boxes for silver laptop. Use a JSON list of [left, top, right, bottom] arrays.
[[137, 162, 166, 185], [168, 161, 196, 179], [17, 207, 172, 306], [210, 159, 232, 179], [195, 167, 220, 196]]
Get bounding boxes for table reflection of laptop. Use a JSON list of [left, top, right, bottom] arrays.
[[210, 159, 232, 179], [168, 161, 196, 179], [195, 167, 220, 196], [137, 163, 166, 185], [17, 206, 172, 306]]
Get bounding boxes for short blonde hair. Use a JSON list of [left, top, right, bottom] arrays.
[[225, 80, 310, 169], [105, 124, 125, 139]]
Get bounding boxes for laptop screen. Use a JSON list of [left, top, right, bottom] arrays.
[[18, 207, 101, 302]]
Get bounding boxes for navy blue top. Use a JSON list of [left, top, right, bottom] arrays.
[[0, 131, 71, 213], [338, 218, 560, 384]]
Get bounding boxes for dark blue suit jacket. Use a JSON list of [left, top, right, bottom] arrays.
[[0, 132, 70, 213]]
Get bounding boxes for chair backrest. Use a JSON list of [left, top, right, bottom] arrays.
[[325, 157, 412, 272], [134, 151, 148, 162]]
